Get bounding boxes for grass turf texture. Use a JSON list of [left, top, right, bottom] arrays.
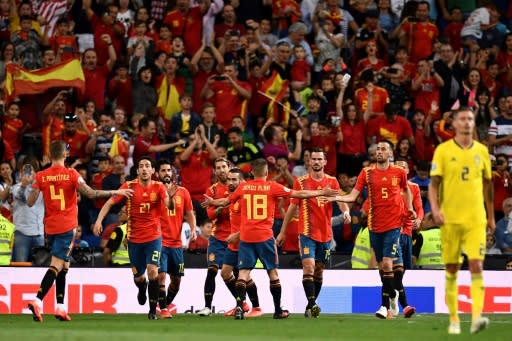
[[2, 314, 511, 340]]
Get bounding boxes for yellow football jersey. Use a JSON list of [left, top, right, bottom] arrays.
[[430, 139, 491, 225]]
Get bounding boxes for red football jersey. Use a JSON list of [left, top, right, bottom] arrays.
[[231, 179, 294, 243], [228, 199, 242, 251], [160, 186, 193, 247], [366, 115, 413, 146], [290, 174, 340, 243], [401, 182, 423, 237], [206, 182, 231, 242], [354, 86, 389, 115], [111, 179, 168, 243], [209, 80, 251, 130], [310, 135, 337, 176], [402, 22, 438, 63], [2, 117, 23, 153], [354, 165, 407, 233], [33, 165, 84, 234], [163, 6, 203, 55]]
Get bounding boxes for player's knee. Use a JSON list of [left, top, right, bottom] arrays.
[[220, 267, 231, 280], [267, 269, 279, 281], [207, 266, 218, 279], [147, 266, 159, 280], [445, 264, 459, 274], [468, 260, 483, 274], [314, 263, 325, 278], [158, 272, 166, 283]]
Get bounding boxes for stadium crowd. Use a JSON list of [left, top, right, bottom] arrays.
[[1, 0, 512, 268]]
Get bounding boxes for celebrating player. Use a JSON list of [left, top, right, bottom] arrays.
[[198, 157, 231, 316], [221, 168, 263, 317], [26, 141, 132, 322], [156, 159, 196, 318], [204, 158, 339, 320], [94, 156, 174, 320], [327, 141, 416, 319], [428, 107, 494, 335], [277, 148, 351, 318]]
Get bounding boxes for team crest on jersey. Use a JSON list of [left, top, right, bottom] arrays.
[[150, 192, 157, 202], [208, 253, 215, 262], [431, 163, 437, 171], [474, 155, 481, 166], [175, 196, 182, 205], [392, 176, 398, 186]]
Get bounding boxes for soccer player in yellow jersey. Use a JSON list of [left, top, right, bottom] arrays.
[[428, 107, 495, 335]]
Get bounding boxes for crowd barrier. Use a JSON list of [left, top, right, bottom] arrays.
[[1, 268, 511, 314]]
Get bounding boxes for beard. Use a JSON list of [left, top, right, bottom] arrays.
[[162, 175, 172, 184]]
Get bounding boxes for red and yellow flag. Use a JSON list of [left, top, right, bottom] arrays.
[[5, 59, 85, 101], [259, 71, 289, 122]]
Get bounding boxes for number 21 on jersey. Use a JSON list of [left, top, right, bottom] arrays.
[[243, 194, 268, 219]]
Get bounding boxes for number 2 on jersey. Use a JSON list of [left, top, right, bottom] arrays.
[[243, 194, 268, 219], [461, 166, 469, 181], [50, 185, 65, 210]]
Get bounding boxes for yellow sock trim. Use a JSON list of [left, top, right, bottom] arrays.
[[471, 273, 484, 322]]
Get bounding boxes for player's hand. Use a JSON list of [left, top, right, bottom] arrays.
[[201, 194, 214, 207], [166, 183, 178, 198], [227, 233, 239, 244], [431, 210, 445, 225], [275, 232, 285, 247], [320, 186, 339, 197], [408, 209, 417, 220], [190, 229, 197, 242], [487, 217, 496, 234], [343, 211, 351, 224], [413, 218, 422, 230], [93, 222, 103, 236], [114, 188, 133, 198]]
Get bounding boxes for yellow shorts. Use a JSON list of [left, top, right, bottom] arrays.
[[440, 223, 486, 264]]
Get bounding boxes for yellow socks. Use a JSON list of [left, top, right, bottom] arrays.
[[471, 273, 485, 322], [445, 271, 459, 323]]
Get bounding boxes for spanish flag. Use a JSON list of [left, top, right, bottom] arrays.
[[5, 59, 85, 102], [156, 74, 184, 124], [259, 71, 289, 121]]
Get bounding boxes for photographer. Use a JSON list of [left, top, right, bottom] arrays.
[[85, 112, 118, 173], [390, 1, 438, 63], [11, 161, 44, 262]]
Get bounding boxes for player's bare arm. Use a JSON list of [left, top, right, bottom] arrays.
[[26, 187, 41, 207], [337, 201, 352, 223], [328, 188, 360, 203], [428, 175, 444, 225], [483, 178, 495, 233], [291, 187, 339, 199], [403, 186, 417, 220], [93, 198, 116, 236], [185, 209, 197, 242], [201, 194, 230, 207], [277, 203, 299, 246], [78, 183, 133, 199]]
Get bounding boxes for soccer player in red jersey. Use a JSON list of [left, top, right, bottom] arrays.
[[197, 157, 231, 316], [26, 141, 132, 322], [94, 156, 174, 320], [389, 160, 423, 318], [221, 168, 263, 318], [156, 159, 196, 319], [204, 158, 339, 320], [277, 148, 351, 318], [329, 141, 416, 319]]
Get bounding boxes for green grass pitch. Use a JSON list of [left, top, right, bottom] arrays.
[[1, 314, 511, 341]]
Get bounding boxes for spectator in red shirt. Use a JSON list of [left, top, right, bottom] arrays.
[[411, 59, 444, 120], [443, 7, 464, 52], [81, 37, 117, 112], [133, 117, 186, 163], [108, 63, 133, 116], [366, 103, 414, 147], [411, 109, 435, 163], [310, 121, 338, 176], [83, 0, 125, 66], [178, 126, 218, 202], [354, 69, 390, 118], [45, 18, 79, 61], [41, 91, 68, 157], [1, 102, 25, 154], [163, 0, 210, 56], [0, 130, 15, 170], [61, 113, 90, 165], [355, 39, 387, 78], [154, 24, 172, 54], [214, 4, 245, 46], [391, 1, 439, 63], [290, 45, 311, 92], [201, 63, 252, 132]]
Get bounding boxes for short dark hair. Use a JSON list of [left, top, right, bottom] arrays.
[[137, 156, 155, 168], [157, 158, 173, 171], [50, 141, 67, 160], [415, 160, 430, 172], [452, 106, 474, 118], [251, 158, 268, 177], [228, 167, 244, 180], [138, 117, 155, 129], [310, 147, 326, 158], [214, 157, 230, 168], [379, 139, 394, 151], [227, 126, 243, 136]]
